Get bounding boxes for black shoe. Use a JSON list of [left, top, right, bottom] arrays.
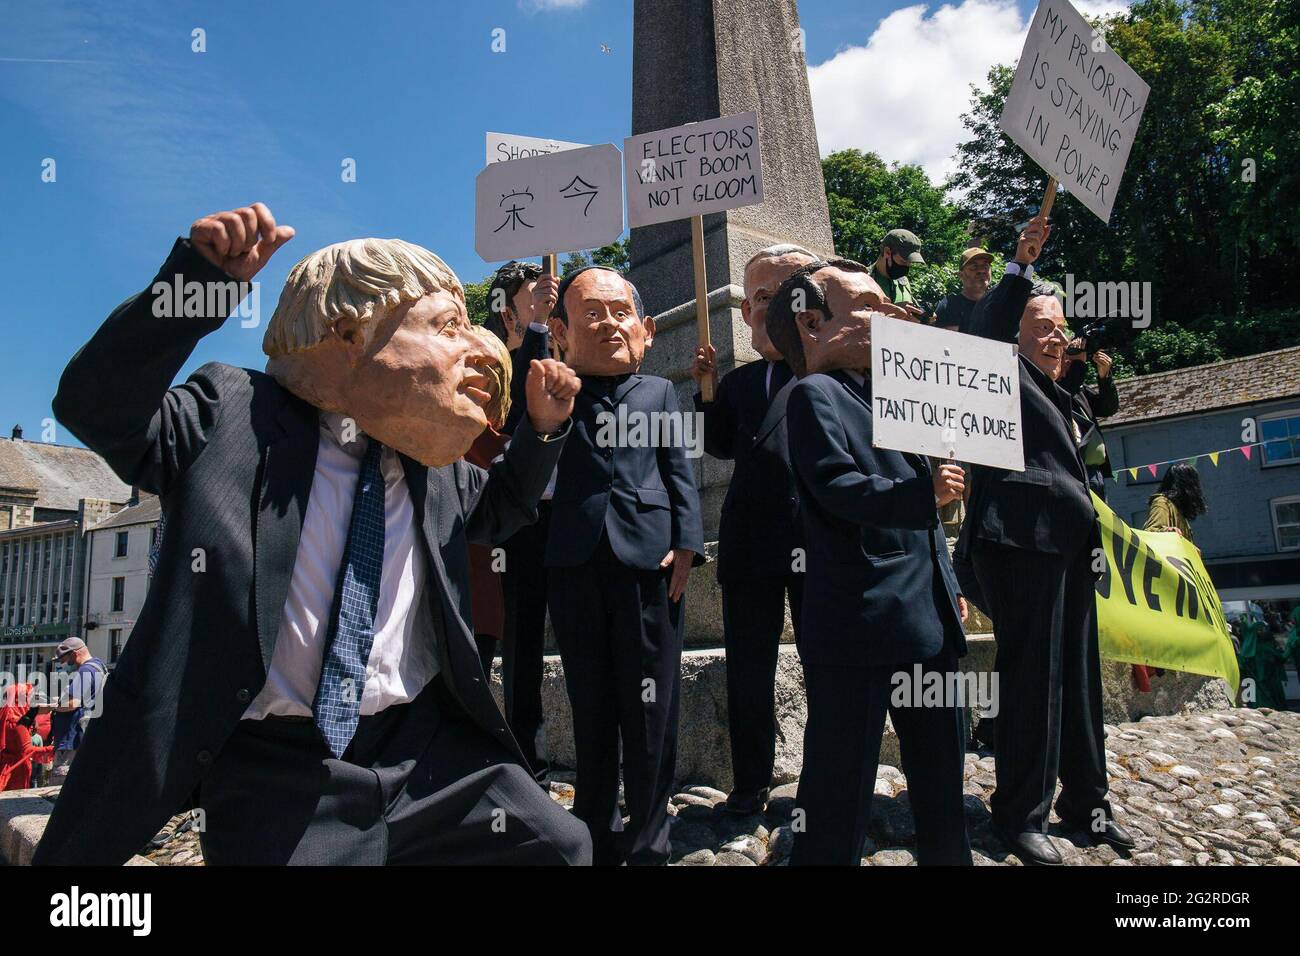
[[723, 789, 769, 815], [995, 827, 1063, 866], [1071, 818, 1136, 850]]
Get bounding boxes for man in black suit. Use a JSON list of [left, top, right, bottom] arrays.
[[766, 259, 972, 866], [35, 203, 590, 866], [544, 266, 705, 865], [486, 260, 555, 779], [689, 242, 814, 815], [957, 217, 1135, 864]]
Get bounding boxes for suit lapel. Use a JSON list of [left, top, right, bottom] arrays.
[[400, 456, 477, 670], [829, 369, 930, 475], [753, 375, 796, 447], [252, 396, 319, 672], [611, 373, 644, 408]]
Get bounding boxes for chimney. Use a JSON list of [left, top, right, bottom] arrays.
[[10, 424, 21, 440]]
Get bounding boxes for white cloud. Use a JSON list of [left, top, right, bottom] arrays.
[[518, 0, 588, 11], [807, 0, 1130, 186]]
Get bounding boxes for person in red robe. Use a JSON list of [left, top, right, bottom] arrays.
[[0, 685, 54, 791]]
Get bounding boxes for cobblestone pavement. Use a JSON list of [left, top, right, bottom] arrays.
[[144, 707, 1299, 866]]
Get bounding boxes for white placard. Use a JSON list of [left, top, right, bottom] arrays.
[[870, 316, 1025, 472], [475, 143, 624, 262], [486, 131, 587, 165], [998, 0, 1149, 223], [623, 111, 764, 228]]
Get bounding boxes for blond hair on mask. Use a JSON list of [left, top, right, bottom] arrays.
[[472, 325, 513, 430], [263, 238, 463, 357]]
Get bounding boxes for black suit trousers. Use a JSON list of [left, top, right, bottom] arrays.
[[791, 646, 971, 866], [721, 573, 803, 797], [547, 535, 684, 866], [502, 501, 552, 778], [196, 679, 590, 865], [973, 542, 1111, 833]]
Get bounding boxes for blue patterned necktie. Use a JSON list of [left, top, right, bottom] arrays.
[[313, 438, 386, 758]]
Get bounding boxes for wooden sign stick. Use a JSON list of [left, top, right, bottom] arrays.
[[691, 214, 715, 402], [542, 253, 561, 360], [1026, 177, 1058, 260]]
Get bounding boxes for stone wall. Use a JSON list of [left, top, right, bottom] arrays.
[[492, 637, 1234, 791]]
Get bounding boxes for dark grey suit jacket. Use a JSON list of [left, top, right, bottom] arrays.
[[34, 239, 566, 865], [787, 371, 965, 668]]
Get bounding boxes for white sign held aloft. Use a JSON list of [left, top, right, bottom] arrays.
[[870, 316, 1025, 472], [623, 111, 764, 228], [475, 143, 624, 263], [998, 0, 1150, 223], [485, 132, 587, 166]]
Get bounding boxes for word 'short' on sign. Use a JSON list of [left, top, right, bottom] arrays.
[[475, 143, 625, 262], [869, 316, 1024, 472], [485, 132, 587, 166], [623, 111, 764, 228], [998, 0, 1150, 223]]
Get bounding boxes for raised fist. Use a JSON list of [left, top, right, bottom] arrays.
[[190, 202, 295, 281], [526, 358, 580, 435]]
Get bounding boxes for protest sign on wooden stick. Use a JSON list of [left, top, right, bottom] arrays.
[[625, 112, 765, 402]]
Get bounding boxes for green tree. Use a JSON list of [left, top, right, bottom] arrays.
[[463, 275, 492, 327], [947, 0, 1300, 373], [823, 149, 971, 269]]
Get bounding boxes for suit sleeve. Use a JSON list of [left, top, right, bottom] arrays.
[[458, 417, 569, 546], [503, 325, 550, 435], [51, 239, 244, 496], [787, 379, 937, 530], [693, 370, 737, 460], [966, 272, 1034, 345], [659, 382, 705, 562], [1089, 375, 1120, 418]]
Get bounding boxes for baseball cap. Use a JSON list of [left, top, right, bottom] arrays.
[[55, 637, 86, 657], [882, 229, 925, 264], [959, 247, 994, 269]]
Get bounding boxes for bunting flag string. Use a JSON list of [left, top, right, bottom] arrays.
[[1121, 440, 1264, 482]]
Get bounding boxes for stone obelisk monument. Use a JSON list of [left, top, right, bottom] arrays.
[[627, 0, 836, 646]]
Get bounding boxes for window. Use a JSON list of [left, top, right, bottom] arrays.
[[1273, 497, 1300, 551], [1261, 411, 1300, 466], [110, 628, 123, 664], [114, 530, 129, 558], [111, 576, 125, 612]]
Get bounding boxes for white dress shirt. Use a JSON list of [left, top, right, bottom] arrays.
[[243, 413, 440, 720]]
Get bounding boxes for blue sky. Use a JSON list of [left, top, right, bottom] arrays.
[[1, 0, 1110, 443]]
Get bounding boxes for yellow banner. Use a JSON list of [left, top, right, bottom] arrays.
[[1092, 492, 1240, 695]]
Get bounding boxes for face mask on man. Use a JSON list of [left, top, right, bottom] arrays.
[[885, 253, 910, 280]]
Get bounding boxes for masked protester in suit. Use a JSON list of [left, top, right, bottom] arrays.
[[766, 258, 973, 866], [689, 243, 815, 815], [486, 260, 555, 780], [36, 204, 590, 866], [956, 217, 1135, 865], [544, 266, 705, 866]]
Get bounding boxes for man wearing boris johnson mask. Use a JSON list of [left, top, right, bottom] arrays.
[[36, 202, 591, 866]]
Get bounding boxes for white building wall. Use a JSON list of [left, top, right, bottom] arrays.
[[85, 522, 155, 665]]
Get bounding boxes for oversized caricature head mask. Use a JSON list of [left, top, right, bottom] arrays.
[[263, 238, 499, 466], [547, 266, 653, 376], [765, 260, 899, 377]]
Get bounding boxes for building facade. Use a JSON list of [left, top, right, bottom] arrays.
[[82, 496, 161, 665], [0, 428, 132, 675]]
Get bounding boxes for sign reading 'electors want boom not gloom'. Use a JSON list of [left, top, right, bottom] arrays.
[[624, 111, 764, 228]]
